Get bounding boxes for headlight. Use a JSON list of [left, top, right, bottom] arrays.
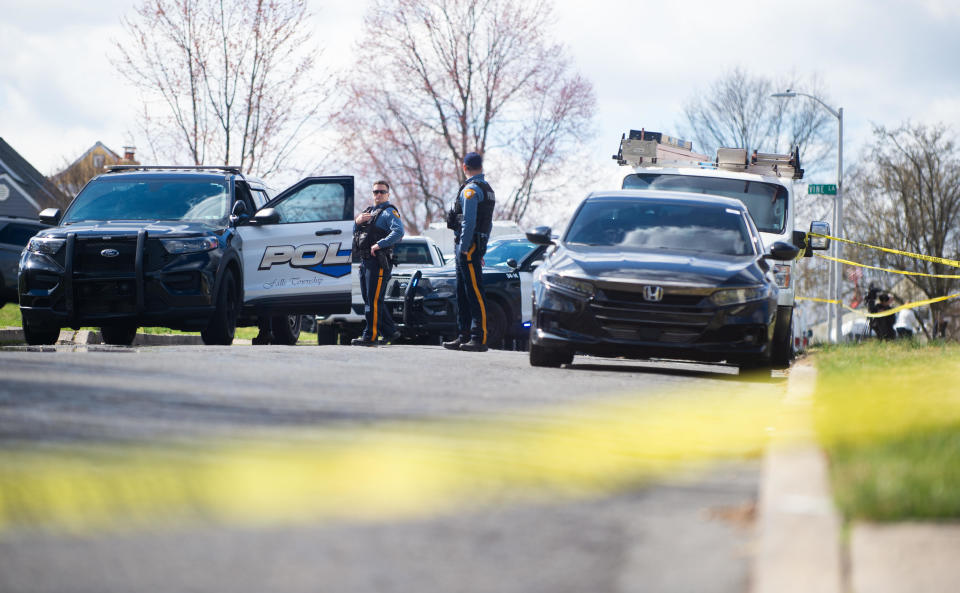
[[710, 285, 769, 306], [540, 289, 579, 313], [161, 237, 219, 254], [543, 273, 594, 297], [773, 264, 791, 288], [26, 237, 65, 255], [421, 276, 457, 299]]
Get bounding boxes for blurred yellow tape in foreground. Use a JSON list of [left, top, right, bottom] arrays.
[[0, 382, 792, 534]]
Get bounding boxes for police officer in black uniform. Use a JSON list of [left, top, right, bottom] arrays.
[[351, 180, 404, 346], [443, 152, 495, 352]]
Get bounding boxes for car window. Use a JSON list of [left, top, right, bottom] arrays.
[[393, 243, 432, 265], [483, 239, 538, 267], [62, 178, 230, 224], [274, 183, 346, 223], [0, 223, 43, 247], [622, 173, 788, 234], [252, 189, 270, 209], [565, 199, 755, 256]]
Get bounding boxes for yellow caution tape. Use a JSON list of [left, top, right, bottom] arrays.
[[813, 253, 960, 279], [0, 383, 793, 534], [797, 292, 960, 318], [809, 233, 960, 269]]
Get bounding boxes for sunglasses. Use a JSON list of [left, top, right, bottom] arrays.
[[373, 189, 388, 195]]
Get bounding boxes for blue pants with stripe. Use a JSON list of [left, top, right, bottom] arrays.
[[455, 241, 487, 343], [359, 257, 396, 341]]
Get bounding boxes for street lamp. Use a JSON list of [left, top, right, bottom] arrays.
[[771, 89, 844, 344]]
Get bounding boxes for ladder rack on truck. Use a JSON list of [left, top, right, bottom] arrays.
[[612, 129, 804, 179]]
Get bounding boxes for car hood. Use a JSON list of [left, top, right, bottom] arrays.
[[40, 220, 223, 238], [547, 244, 766, 287]]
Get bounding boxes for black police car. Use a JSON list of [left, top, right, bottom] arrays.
[[384, 236, 548, 348], [19, 165, 356, 345], [526, 190, 800, 369]]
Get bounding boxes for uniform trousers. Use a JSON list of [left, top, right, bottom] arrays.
[[359, 255, 396, 341]]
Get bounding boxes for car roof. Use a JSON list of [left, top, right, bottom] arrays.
[[94, 168, 270, 190], [582, 189, 749, 210]]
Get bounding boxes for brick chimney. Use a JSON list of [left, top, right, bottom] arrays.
[[123, 146, 136, 161]]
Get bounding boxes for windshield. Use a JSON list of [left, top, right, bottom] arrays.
[[565, 198, 756, 256], [63, 178, 230, 224], [622, 173, 787, 234], [483, 238, 538, 267]]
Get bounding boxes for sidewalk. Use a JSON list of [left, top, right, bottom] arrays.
[[753, 360, 960, 593]]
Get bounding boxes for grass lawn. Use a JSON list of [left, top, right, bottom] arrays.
[[0, 303, 314, 343], [814, 340, 960, 521]]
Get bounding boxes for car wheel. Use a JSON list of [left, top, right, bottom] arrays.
[[484, 300, 507, 349], [316, 324, 337, 345], [271, 314, 302, 346], [201, 269, 239, 346], [529, 342, 573, 367], [770, 306, 793, 368], [22, 319, 60, 346], [101, 324, 138, 346]]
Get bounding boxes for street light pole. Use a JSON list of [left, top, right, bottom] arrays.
[[771, 90, 844, 343]]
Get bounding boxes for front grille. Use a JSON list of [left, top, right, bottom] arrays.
[[386, 275, 412, 298], [590, 286, 714, 343], [75, 238, 137, 275], [76, 280, 137, 315]]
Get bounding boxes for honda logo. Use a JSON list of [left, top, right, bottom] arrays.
[[100, 248, 120, 258], [643, 285, 664, 302]]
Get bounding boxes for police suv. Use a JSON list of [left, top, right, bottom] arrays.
[[19, 165, 356, 345]]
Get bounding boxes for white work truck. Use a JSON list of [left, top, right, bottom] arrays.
[[613, 129, 830, 365]]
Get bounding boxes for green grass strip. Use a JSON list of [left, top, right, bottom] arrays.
[[813, 341, 960, 521]]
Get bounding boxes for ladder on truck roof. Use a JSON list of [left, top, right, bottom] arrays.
[[613, 129, 804, 179]]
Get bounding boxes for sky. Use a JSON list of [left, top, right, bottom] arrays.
[[2, 0, 959, 195]]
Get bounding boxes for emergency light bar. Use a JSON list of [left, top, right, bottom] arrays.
[[614, 128, 804, 179]]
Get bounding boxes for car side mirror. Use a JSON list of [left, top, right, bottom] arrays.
[[763, 241, 801, 261], [506, 258, 519, 269], [230, 201, 249, 224], [38, 208, 61, 226], [251, 207, 280, 225], [808, 221, 831, 251], [526, 226, 553, 245]]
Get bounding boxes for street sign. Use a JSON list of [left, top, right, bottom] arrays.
[[808, 183, 837, 195]]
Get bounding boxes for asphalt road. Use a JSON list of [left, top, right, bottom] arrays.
[[0, 344, 784, 593]]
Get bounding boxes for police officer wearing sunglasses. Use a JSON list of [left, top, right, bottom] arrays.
[[351, 180, 404, 346]]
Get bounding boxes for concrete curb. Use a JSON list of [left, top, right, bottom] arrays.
[[752, 362, 843, 593], [0, 327, 204, 346]]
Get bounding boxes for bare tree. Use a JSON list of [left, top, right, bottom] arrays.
[[113, 0, 329, 177], [845, 122, 960, 338], [681, 67, 834, 175], [336, 0, 596, 232]]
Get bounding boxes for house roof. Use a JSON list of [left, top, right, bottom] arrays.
[[62, 140, 122, 172], [0, 137, 67, 212]]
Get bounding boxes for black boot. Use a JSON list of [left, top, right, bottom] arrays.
[[459, 338, 488, 352], [351, 337, 378, 347], [442, 336, 468, 350]]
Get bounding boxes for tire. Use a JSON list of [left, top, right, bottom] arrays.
[[271, 314, 302, 346], [201, 269, 239, 346], [316, 324, 337, 345], [22, 319, 59, 345], [529, 342, 573, 367], [101, 324, 138, 346], [770, 306, 793, 369], [484, 300, 508, 349]]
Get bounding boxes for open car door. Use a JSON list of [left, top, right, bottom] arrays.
[[238, 176, 355, 315]]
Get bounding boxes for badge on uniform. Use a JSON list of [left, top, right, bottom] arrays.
[[464, 188, 476, 200]]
